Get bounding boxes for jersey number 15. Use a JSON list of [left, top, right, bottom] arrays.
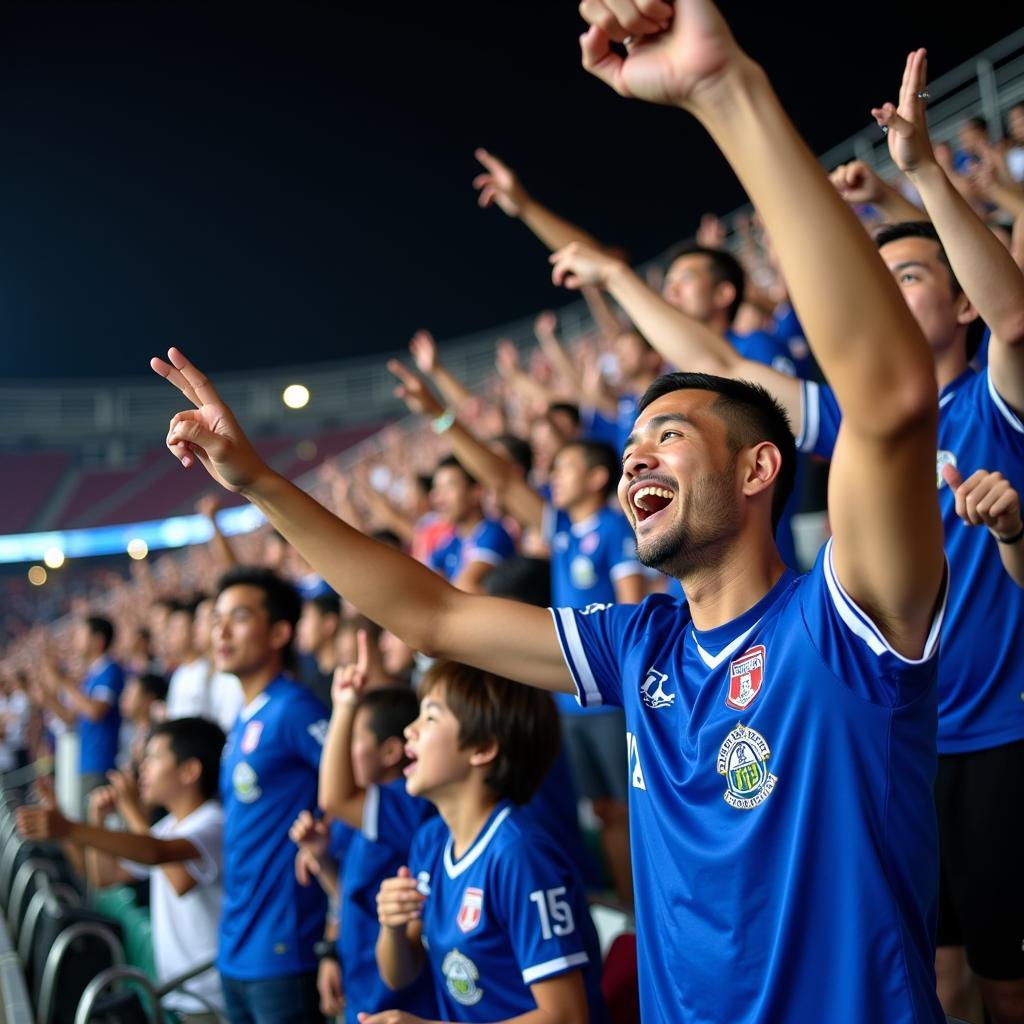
[[529, 887, 575, 939]]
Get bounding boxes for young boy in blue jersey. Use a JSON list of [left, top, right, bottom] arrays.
[[313, 631, 437, 1024], [426, 456, 515, 593], [150, 2, 948, 1018], [370, 661, 607, 1024], [211, 567, 331, 1024]]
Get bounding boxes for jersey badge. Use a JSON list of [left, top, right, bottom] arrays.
[[456, 886, 484, 933], [416, 871, 432, 896], [640, 667, 675, 709], [727, 645, 765, 711], [580, 531, 599, 556], [580, 602, 612, 615], [307, 719, 329, 746], [240, 722, 263, 754], [936, 450, 957, 489], [570, 555, 598, 590], [716, 723, 778, 810], [231, 761, 262, 804], [443, 948, 484, 1006]]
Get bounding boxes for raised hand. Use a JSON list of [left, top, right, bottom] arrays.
[[549, 241, 624, 290], [534, 310, 559, 342], [16, 805, 69, 842], [386, 360, 445, 419], [494, 339, 521, 381], [106, 768, 141, 810], [696, 211, 727, 248], [871, 48, 936, 175], [829, 161, 886, 205], [473, 149, 528, 218], [88, 785, 119, 824], [578, 0, 740, 109], [150, 347, 269, 492], [376, 866, 425, 929], [331, 629, 370, 709], [942, 464, 1023, 539], [408, 330, 438, 375], [195, 494, 222, 520]]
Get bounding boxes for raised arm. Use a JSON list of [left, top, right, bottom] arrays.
[[388, 360, 545, 532], [828, 160, 925, 223], [408, 330, 478, 416], [549, 239, 804, 429], [874, 49, 1024, 410], [150, 349, 571, 693], [578, 0, 943, 654]]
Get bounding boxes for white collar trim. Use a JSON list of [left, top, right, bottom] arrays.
[[444, 805, 512, 879]]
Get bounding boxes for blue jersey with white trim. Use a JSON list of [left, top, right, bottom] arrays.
[[218, 676, 329, 979], [543, 503, 643, 716], [800, 368, 1024, 752], [428, 519, 515, 582], [338, 780, 437, 1024], [408, 803, 607, 1024], [79, 657, 124, 773], [550, 545, 947, 1024]]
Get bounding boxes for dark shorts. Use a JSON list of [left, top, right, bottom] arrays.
[[560, 710, 629, 803], [221, 972, 323, 1024], [935, 738, 1024, 980]]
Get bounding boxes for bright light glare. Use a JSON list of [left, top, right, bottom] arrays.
[[43, 547, 65, 569], [27, 566, 47, 586], [282, 384, 310, 409], [127, 538, 149, 560]]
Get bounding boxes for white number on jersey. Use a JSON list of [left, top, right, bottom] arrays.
[[627, 731, 646, 791], [529, 887, 575, 940]]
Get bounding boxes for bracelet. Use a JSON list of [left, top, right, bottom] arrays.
[[430, 408, 456, 435], [994, 521, 1024, 545], [313, 939, 338, 962]]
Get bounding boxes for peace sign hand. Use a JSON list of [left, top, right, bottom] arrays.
[[150, 347, 270, 492], [331, 629, 370, 709]]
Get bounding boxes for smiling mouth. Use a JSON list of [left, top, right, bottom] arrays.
[[630, 484, 675, 523]]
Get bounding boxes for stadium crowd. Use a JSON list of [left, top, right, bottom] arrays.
[[4, 2, 1024, 1022]]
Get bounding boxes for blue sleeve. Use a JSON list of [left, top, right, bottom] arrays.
[[467, 522, 515, 566], [731, 330, 796, 377], [494, 835, 593, 987], [795, 379, 840, 460], [408, 818, 445, 893], [284, 692, 330, 771], [363, 779, 433, 854], [605, 513, 642, 579], [580, 407, 621, 449], [548, 601, 651, 708], [86, 663, 123, 705], [328, 820, 355, 864]]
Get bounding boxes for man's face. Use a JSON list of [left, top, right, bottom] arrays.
[[430, 466, 475, 526], [1008, 106, 1024, 145], [139, 734, 184, 807], [613, 331, 648, 380], [164, 610, 194, 661], [296, 603, 334, 655], [619, 390, 742, 578], [73, 621, 95, 660], [211, 585, 281, 677], [879, 236, 973, 357], [550, 446, 592, 511], [662, 254, 721, 323]]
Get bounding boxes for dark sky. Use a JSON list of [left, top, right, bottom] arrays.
[[0, 2, 1020, 380]]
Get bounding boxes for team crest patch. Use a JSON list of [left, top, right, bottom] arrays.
[[570, 555, 598, 590], [727, 645, 765, 711], [457, 886, 484, 933], [231, 761, 262, 804], [443, 948, 484, 1006], [241, 721, 263, 754], [716, 723, 778, 810], [580, 531, 599, 556], [640, 667, 675, 709], [936, 450, 957, 490]]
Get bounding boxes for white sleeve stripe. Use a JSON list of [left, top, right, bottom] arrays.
[[549, 608, 604, 708], [986, 368, 1024, 434], [89, 687, 115, 704], [796, 379, 820, 453], [823, 538, 948, 664], [521, 951, 590, 985], [541, 503, 557, 544], [609, 561, 644, 581], [362, 783, 380, 841], [464, 548, 504, 567]]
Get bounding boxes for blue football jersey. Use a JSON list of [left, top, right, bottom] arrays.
[[581, 395, 639, 457], [727, 327, 798, 378], [542, 503, 643, 717], [218, 676, 329, 979], [429, 518, 515, 582], [551, 544, 947, 1024], [408, 804, 608, 1023], [339, 779, 437, 1024], [800, 368, 1024, 753], [79, 656, 125, 773]]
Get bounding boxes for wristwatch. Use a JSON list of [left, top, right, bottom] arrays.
[[314, 940, 338, 962]]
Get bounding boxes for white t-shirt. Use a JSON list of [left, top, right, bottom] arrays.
[[166, 658, 243, 734], [122, 801, 225, 1013]]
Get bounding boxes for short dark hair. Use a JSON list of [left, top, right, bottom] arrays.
[[419, 661, 559, 805], [491, 434, 533, 478], [637, 372, 796, 530], [667, 242, 746, 324], [484, 556, 552, 608], [355, 687, 420, 759], [305, 593, 341, 619], [85, 616, 115, 652], [148, 717, 226, 801], [559, 439, 619, 499], [166, 597, 200, 619], [874, 221, 986, 359], [215, 566, 301, 668], [433, 455, 477, 488], [547, 402, 581, 429], [136, 672, 168, 702]]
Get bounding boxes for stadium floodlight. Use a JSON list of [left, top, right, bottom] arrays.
[[127, 538, 149, 560], [282, 384, 310, 409], [43, 547, 65, 569], [27, 566, 47, 586]]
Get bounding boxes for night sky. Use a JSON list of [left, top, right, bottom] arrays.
[[0, 2, 1019, 380]]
